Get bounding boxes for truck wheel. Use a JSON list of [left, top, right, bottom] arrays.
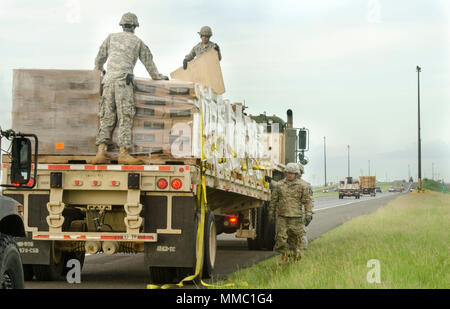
[[32, 242, 65, 281], [149, 267, 177, 284], [262, 203, 275, 250], [202, 210, 216, 279], [247, 207, 263, 250], [0, 234, 24, 289]]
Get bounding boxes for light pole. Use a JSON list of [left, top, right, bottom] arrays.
[[368, 160, 370, 176], [347, 145, 350, 177], [324, 136, 327, 187], [416, 66, 423, 190]]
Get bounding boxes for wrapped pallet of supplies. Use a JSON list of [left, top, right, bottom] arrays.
[[12, 69, 101, 154]]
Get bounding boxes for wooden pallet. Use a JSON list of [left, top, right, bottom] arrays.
[[1, 154, 199, 166]]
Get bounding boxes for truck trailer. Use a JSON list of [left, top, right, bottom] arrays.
[[360, 176, 376, 196], [1, 69, 309, 284]]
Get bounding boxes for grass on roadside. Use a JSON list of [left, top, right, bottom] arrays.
[[215, 192, 449, 289]]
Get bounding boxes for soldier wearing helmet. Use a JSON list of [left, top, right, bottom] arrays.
[[183, 26, 222, 70], [296, 163, 314, 251], [269, 162, 312, 265], [93, 12, 169, 165]]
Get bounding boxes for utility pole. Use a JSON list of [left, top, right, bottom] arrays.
[[416, 65, 423, 190], [368, 160, 370, 176], [347, 145, 350, 177], [432, 162, 434, 180], [324, 136, 327, 187]]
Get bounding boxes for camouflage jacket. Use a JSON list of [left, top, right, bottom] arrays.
[[184, 41, 222, 62], [95, 31, 165, 84], [269, 178, 312, 218]]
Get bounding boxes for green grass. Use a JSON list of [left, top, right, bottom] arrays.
[[214, 192, 449, 289], [422, 178, 448, 193]]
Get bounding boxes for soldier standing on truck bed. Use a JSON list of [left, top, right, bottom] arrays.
[[92, 12, 169, 165], [183, 26, 221, 70], [269, 163, 312, 265]]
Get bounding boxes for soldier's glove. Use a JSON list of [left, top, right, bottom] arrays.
[[183, 59, 188, 70], [161, 75, 169, 80], [214, 44, 220, 52], [305, 215, 313, 226]]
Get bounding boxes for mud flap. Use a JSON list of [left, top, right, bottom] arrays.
[[15, 233, 51, 265], [143, 195, 196, 268]]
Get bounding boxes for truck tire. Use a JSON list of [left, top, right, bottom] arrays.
[[32, 241, 65, 281], [0, 233, 24, 289], [202, 210, 216, 279], [247, 207, 263, 250], [150, 267, 177, 284], [261, 203, 275, 250]]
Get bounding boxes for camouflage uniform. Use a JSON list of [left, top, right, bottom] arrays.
[[269, 177, 312, 260], [184, 41, 222, 62], [94, 30, 166, 148]]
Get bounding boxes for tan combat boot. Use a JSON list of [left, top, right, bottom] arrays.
[[90, 144, 110, 164], [118, 147, 144, 165], [278, 253, 288, 265]]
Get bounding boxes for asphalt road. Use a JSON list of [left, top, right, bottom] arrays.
[[24, 190, 407, 289]]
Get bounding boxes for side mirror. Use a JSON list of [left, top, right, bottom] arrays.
[[298, 129, 309, 151], [11, 137, 32, 185]]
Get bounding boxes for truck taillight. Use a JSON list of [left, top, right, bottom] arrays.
[[92, 180, 101, 186], [157, 179, 168, 189], [229, 216, 238, 224], [74, 180, 83, 186], [171, 178, 182, 190], [111, 181, 120, 186]]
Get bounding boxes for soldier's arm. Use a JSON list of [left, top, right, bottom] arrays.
[[269, 184, 279, 218], [184, 47, 196, 62], [94, 35, 110, 71], [214, 43, 222, 61], [302, 186, 313, 217], [139, 42, 166, 80]]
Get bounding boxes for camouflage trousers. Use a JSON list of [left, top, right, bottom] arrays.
[[274, 216, 305, 260], [96, 80, 136, 149]]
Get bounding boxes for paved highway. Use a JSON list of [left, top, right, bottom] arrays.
[[25, 190, 409, 289]]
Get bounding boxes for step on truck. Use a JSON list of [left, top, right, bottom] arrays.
[[2, 69, 310, 284], [338, 177, 360, 199]]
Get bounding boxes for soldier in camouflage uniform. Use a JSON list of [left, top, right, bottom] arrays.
[[297, 163, 314, 251], [183, 26, 221, 70], [269, 163, 312, 265], [92, 12, 168, 165]]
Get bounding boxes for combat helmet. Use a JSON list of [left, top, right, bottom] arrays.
[[198, 26, 213, 37], [285, 163, 299, 174], [120, 12, 139, 27]]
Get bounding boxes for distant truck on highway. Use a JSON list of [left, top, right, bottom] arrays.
[[392, 180, 405, 192], [360, 176, 376, 197], [338, 177, 360, 199]]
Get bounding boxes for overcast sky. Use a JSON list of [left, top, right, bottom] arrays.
[[0, 0, 449, 185]]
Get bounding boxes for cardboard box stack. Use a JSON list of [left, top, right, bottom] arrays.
[[110, 77, 199, 156], [12, 69, 101, 154]]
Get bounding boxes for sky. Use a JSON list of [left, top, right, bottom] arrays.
[[0, 0, 449, 186]]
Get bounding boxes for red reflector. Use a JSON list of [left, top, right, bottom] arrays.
[[112, 181, 117, 186], [159, 166, 171, 171], [12, 182, 20, 187], [93, 180, 98, 186], [74, 180, 80, 186], [171, 178, 183, 190], [157, 179, 168, 189], [229, 216, 238, 224], [179, 167, 184, 173]]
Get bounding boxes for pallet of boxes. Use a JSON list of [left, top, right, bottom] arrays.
[[10, 67, 276, 187]]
